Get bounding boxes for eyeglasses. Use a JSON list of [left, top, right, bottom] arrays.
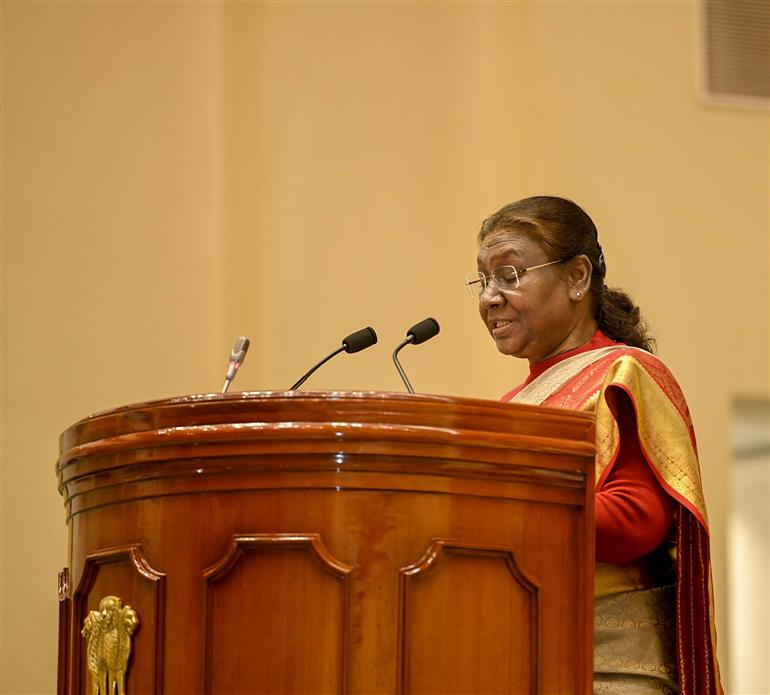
[[465, 257, 572, 297]]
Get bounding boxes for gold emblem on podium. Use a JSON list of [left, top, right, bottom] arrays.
[[81, 596, 139, 695]]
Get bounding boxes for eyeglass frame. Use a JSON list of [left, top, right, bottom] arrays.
[[466, 256, 575, 297]]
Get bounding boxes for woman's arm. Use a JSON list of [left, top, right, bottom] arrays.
[[595, 389, 675, 564]]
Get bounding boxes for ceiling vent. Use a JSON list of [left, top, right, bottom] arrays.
[[699, 0, 769, 107]]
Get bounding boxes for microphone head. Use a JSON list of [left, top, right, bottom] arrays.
[[231, 336, 250, 361], [342, 326, 378, 354], [407, 317, 440, 345]]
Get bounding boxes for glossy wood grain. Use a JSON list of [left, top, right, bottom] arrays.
[[57, 568, 71, 695], [398, 541, 540, 694], [56, 390, 595, 694], [203, 534, 353, 694]]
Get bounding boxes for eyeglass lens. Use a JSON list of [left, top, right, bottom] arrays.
[[465, 266, 520, 297]]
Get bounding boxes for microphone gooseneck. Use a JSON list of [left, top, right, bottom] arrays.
[[289, 326, 378, 390], [222, 336, 251, 393], [392, 317, 440, 394]]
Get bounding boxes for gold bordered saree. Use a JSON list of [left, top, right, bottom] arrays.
[[506, 339, 722, 695]]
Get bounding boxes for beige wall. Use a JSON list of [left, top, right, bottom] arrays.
[[1, 3, 225, 690], [2, 2, 767, 693]]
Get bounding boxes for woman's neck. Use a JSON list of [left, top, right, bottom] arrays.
[[527, 329, 620, 382]]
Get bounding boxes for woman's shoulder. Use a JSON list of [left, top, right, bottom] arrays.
[[602, 348, 681, 390], [574, 332, 675, 383], [599, 348, 692, 424]]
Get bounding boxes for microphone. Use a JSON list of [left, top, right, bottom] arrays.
[[289, 326, 378, 390], [392, 317, 440, 393], [221, 336, 250, 393]]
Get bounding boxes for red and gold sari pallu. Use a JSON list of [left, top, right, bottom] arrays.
[[510, 345, 722, 695]]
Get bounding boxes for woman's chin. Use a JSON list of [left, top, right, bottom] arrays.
[[494, 336, 525, 358]]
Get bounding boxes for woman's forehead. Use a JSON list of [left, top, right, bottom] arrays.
[[478, 230, 544, 261]]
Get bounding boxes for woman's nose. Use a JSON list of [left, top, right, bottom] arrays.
[[478, 283, 504, 308]]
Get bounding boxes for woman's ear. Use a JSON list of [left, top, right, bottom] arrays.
[[569, 255, 593, 298]]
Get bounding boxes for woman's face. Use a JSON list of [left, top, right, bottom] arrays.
[[476, 229, 591, 362]]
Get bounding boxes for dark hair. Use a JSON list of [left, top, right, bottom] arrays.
[[479, 196, 655, 352]]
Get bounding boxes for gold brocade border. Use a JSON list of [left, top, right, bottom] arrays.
[[593, 356, 708, 527], [510, 346, 628, 406]]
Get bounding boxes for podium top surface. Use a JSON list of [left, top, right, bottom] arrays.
[[60, 389, 594, 450], [57, 391, 596, 516]]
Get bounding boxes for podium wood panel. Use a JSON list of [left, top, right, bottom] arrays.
[[57, 390, 595, 695]]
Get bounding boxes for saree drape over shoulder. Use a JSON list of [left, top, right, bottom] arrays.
[[503, 335, 722, 695]]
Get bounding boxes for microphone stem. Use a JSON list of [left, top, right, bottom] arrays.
[[222, 360, 242, 393], [392, 339, 415, 394], [290, 346, 345, 390]]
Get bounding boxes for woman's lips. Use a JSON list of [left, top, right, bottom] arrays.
[[491, 319, 512, 338]]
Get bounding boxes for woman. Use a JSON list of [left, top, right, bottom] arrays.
[[469, 196, 721, 695]]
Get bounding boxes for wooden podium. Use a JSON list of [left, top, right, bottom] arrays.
[[56, 391, 595, 695]]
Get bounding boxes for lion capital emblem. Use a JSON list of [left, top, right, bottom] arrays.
[[81, 595, 139, 695]]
